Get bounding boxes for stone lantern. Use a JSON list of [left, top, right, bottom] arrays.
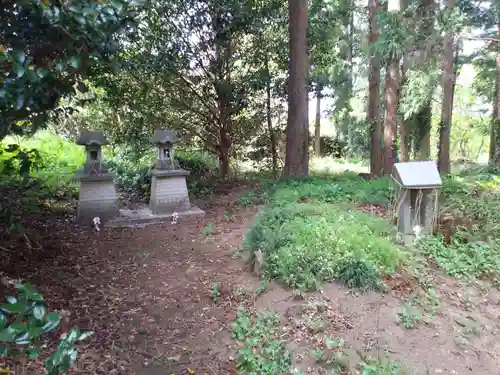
[[153, 129, 179, 170], [149, 129, 191, 215], [76, 131, 110, 175], [74, 131, 118, 222], [392, 161, 442, 245]]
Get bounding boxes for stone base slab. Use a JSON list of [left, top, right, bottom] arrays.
[[106, 205, 205, 228], [76, 178, 119, 223]]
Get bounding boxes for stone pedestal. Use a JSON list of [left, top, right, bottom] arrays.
[[149, 169, 191, 215], [76, 173, 119, 222]]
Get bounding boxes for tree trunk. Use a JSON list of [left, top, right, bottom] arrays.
[[382, 0, 402, 175], [314, 84, 322, 156], [438, 0, 456, 174], [415, 104, 432, 159], [489, 23, 500, 167], [265, 57, 279, 177], [368, 0, 382, 177], [284, 0, 309, 178], [346, 3, 354, 156], [383, 57, 400, 174], [399, 63, 410, 162]]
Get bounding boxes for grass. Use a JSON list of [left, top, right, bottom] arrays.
[[244, 176, 403, 291], [243, 165, 500, 291]]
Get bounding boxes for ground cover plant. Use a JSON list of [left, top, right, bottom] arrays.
[[244, 174, 404, 290], [244, 167, 500, 291]]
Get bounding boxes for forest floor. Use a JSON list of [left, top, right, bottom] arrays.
[[1, 187, 499, 375]]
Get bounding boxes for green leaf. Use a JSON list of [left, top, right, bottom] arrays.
[[0, 326, 19, 342], [75, 15, 86, 24], [46, 311, 60, 322], [0, 346, 8, 357], [69, 56, 82, 69], [32, 304, 47, 320], [5, 296, 17, 304], [0, 313, 5, 329], [12, 50, 26, 64], [13, 63, 26, 78], [111, 0, 124, 11], [37, 68, 49, 78], [14, 332, 30, 345], [0, 302, 27, 314]]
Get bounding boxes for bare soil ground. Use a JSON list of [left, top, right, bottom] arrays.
[[1, 190, 499, 375]]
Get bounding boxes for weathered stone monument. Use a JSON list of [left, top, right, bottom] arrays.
[[149, 129, 191, 214], [75, 131, 119, 222], [392, 161, 442, 244], [105, 128, 204, 228]]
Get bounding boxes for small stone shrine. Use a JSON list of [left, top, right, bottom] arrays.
[[75, 131, 119, 222], [392, 161, 442, 244], [149, 129, 191, 214]]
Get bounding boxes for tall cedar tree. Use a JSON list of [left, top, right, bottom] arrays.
[[438, 0, 457, 174], [383, 0, 402, 175], [490, 22, 500, 167], [368, 0, 382, 176], [283, 0, 309, 177]]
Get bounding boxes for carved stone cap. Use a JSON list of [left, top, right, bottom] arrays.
[[152, 129, 177, 145], [76, 131, 109, 146]]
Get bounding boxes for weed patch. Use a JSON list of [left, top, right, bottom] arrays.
[[418, 233, 500, 282], [231, 308, 291, 375], [245, 202, 403, 290]]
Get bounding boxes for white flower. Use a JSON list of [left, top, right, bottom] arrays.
[[92, 216, 101, 232], [171, 212, 179, 224]]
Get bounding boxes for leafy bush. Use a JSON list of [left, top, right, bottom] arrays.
[[245, 202, 403, 290], [0, 284, 91, 375]]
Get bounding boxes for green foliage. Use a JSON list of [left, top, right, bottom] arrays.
[[244, 174, 403, 290], [231, 308, 291, 375], [0, 284, 91, 375], [419, 233, 500, 281], [202, 222, 216, 235], [358, 353, 408, 375], [396, 304, 421, 329], [210, 283, 221, 303], [441, 170, 500, 236], [312, 337, 350, 372], [0, 0, 144, 138]]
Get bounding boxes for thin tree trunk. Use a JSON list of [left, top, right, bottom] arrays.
[[438, 0, 456, 174], [399, 62, 410, 162], [284, 0, 309, 178], [368, 0, 382, 177], [346, 3, 354, 156], [415, 104, 432, 159], [314, 84, 322, 156], [383, 58, 400, 174], [265, 57, 279, 177], [489, 22, 500, 167]]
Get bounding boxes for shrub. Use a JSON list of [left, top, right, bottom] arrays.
[[0, 284, 91, 375]]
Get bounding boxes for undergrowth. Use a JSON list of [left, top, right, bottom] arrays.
[[245, 198, 403, 291], [231, 308, 292, 375], [243, 167, 500, 290]]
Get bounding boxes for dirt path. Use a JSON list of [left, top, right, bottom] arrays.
[[1, 191, 499, 375]]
